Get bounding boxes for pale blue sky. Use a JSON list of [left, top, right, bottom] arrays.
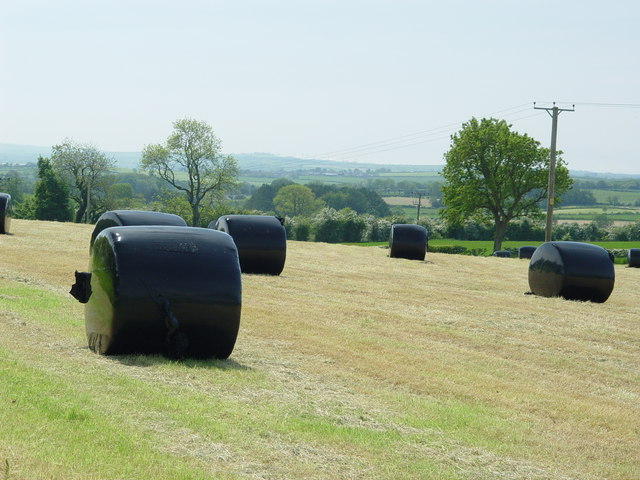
[[1, 0, 639, 172]]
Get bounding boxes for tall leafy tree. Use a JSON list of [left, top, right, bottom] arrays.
[[244, 178, 295, 212], [50, 139, 114, 223], [34, 156, 72, 221], [141, 118, 239, 226], [0, 171, 25, 203], [273, 184, 323, 217], [440, 117, 572, 251]]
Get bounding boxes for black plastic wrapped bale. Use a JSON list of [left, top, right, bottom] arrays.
[[492, 250, 511, 258], [90, 210, 187, 250], [0, 193, 11, 235], [84, 226, 242, 359], [518, 246, 537, 259], [388, 224, 427, 261], [211, 215, 287, 275], [528, 241, 615, 303], [628, 248, 640, 268]]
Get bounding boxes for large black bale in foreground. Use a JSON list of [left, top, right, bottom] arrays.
[[389, 224, 427, 261], [211, 215, 286, 275], [83, 226, 242, 358], [528, 241, 615, 303], [90, 210, 187, 249], [0, 193, 11, 234]]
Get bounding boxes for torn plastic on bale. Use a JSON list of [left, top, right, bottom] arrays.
[[158, 295, 189, 359], [70, 271, 92, 303]]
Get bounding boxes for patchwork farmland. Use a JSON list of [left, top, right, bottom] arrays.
[[0, 219, 638, 480]]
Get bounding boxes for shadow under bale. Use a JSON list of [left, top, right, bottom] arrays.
[[389, 224, 427, 261], [211, 215, 287, 275], [73, 226, 242, 359], [0, 193, 11, 234], [528, 241, 615, 303], [90, 210, 187, 250]]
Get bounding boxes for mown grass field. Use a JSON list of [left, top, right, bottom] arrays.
[[1, 219, 639, 479]]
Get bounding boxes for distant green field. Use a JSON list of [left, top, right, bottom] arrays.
[[554, 205, 640, 222], [0, 164, 36, 175], [557, 213, 640, 222], [353, 239, 640, 256], [428, 239, 640, 251], [588, 189, 640, 204], [292, 175, 369, 185], [377, 172, 443, 182], [239, 175, 284, 186], [555, 206, 636, 214], [239, 174, 370, 186], [390, 205, 439, 219], [239, 172, 444, 187]]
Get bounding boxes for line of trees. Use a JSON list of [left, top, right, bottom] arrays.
[[4, 115, 639, 249], [3, 119, 240, 227], [280, 211, 640, 244], [245, 179, 392, 218]]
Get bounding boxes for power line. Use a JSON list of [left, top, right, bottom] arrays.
[[334, 133, 454, 161], [246, 100, 637, 169], [562, 102, 640, 108], [533, 102, 575, 242], [242, 103, 544, 168], [334, 104, 532, 155], [312, 123, 461, 159], [309, 103, 533, 160]]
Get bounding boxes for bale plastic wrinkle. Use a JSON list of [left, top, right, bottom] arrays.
[[159, 296, 189, 359]]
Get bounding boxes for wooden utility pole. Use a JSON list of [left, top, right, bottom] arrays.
[[534, 102, 574, 241], [413, 191, 423, 223]]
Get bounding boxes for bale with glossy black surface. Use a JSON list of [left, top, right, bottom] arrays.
[[84, 226, 242, 359], [628, 248, 640, 268], [389, 224, 427, 261], [0, 193, 11, 235], [518, 246, 537, 259], [90, 210, 187, 249], [211, 215, 287, 275], [492, 250, 511, 258], [528, 241, 615, 303]]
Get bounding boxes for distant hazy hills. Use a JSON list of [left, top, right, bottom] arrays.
[[0, 143, 143, 169], [1, 143, 637, 178], [231, 153, 442, 172], [0, 143, 441, 172]]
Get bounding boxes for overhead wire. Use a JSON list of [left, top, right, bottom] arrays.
[[243, 101, 638, 169], [562, 102, 640, 108], [310, 103, 533, 160], [308, 103, 539, 162]]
